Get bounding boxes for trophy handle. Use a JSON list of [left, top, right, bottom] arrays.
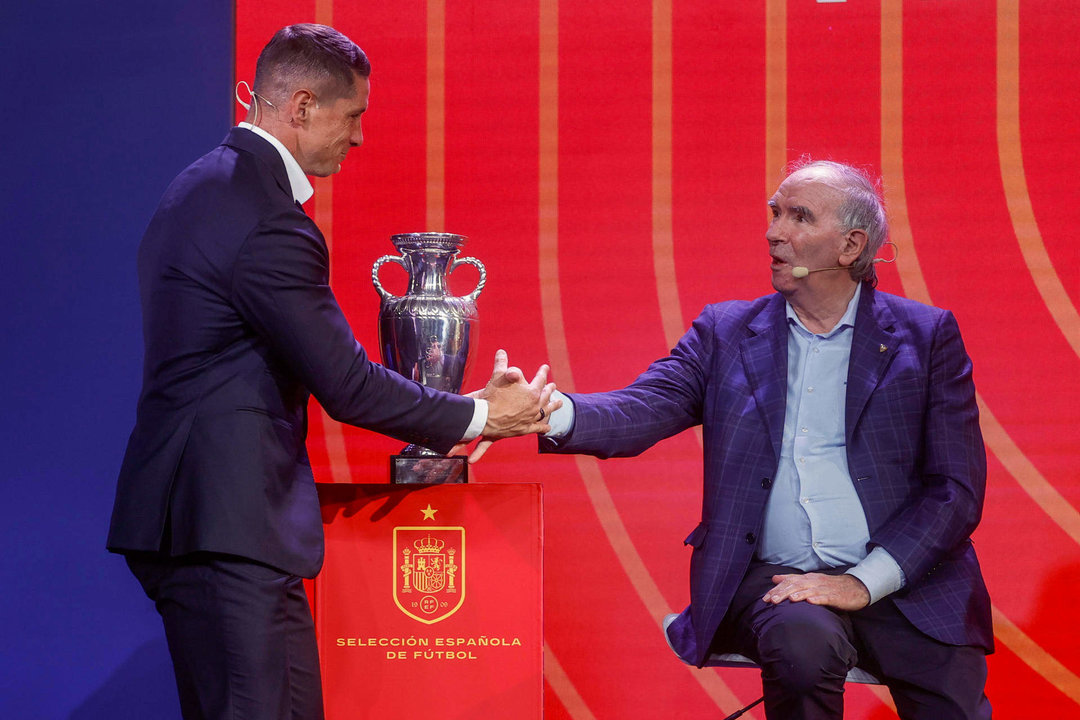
[[372, 254, 406, 301], [450, 256, 487, 302]]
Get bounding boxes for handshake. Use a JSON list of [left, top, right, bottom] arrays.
[[453, 349, 562, 463]]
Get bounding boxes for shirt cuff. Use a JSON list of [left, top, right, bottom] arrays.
[[544, 391, 575, 437], [461, 399, 488, 442], [845, 546, 907, 605]]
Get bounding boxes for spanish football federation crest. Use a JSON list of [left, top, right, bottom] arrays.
[[394, 526, 465, 624]]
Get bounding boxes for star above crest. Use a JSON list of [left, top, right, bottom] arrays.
[[421, 504, 438, 521]]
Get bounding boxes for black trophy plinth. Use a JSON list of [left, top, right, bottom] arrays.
[[390, 445, 468, 484]]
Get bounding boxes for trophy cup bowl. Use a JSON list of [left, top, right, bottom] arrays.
[[372, 232, 486, 483]]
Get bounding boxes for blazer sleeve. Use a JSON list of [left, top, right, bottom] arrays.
[[230, 208, 474, 453], [541, 305, 716, 458], [868, 310, 987, 583]]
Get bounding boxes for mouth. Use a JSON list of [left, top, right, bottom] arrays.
[[770, 254, 789, 270]]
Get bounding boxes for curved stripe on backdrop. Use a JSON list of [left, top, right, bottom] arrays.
[[651, 0, 683, 351], [539, 1, 749, 713], [765, 0, 787, 198], [427, 0, 446, 233], [544, 642, 598, 720], [535, 3, 597, 715], [882, 1, 1080, 710], [995, 0, 1080, 361], [1013, 0, 1080, 319], [312, 0, 352, 484]]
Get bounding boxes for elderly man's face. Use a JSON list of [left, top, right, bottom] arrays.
[[766, 168, 851, 297], [295, 74, 370, 177]]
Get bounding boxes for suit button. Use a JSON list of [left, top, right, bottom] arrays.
[[745, 532, 756, 544], [761, 477, 772, 489]]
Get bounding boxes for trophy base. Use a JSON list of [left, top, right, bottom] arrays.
[[390, 455, 469, 484]]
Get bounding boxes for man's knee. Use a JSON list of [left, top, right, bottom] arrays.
[[757, 614, 855, 694]]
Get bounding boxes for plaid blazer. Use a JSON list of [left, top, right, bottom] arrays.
[[541, 287, 993, 666]]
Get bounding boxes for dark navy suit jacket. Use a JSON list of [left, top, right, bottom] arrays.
[[541, 287, 993, 666], [108, 128, 474, 577]]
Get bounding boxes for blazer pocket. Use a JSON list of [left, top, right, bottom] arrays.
[[683, 522, 708, 548]]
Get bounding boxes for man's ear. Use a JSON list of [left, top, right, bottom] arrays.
[[838, 229, 868, 267], [289, 89, 316, 126]]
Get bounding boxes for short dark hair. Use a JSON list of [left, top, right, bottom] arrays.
[[254, 24, 370, 103]]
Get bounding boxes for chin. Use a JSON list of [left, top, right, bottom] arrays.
[[771, 275, 798, 298], [770, 271, 787, 292]]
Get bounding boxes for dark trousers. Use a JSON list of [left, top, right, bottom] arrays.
[[717, 563, 992, 720], [126, 553, 324, 720]]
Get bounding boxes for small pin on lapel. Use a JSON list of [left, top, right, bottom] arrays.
[[879, 344, 887, 353]]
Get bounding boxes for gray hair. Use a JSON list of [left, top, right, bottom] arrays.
[[787, 158, 889, 285]]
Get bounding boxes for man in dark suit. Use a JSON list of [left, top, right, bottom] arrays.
[[108, 24, 556, 720], [537, 160, 992, 718]]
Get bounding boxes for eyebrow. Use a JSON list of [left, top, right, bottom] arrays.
[[768, 200, 817, 222]]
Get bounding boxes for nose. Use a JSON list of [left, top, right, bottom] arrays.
[[350, 122, 364, 147], [766, 219, 784, 246]]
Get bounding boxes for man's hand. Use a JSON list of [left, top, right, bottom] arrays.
[[763, 572, 870, 612], [451, 350, 561, 463]]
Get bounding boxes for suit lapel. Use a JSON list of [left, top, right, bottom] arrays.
[[741, 296, 789, 461], [846, 286, 898, 443]]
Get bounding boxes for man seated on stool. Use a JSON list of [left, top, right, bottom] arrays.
[[534, 160, 993, 719]]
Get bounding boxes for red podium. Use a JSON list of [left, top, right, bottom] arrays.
[[311, 483, 543, 720]]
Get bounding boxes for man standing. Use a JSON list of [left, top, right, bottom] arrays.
[[539, 160, 992, 719], [108, 24, 556, 720]]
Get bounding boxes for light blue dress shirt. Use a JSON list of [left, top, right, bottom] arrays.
[[546, 285, 906, 604], [756, 283, 904, 604]]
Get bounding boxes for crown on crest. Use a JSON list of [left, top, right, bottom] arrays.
[[414, 535, 445, 554]]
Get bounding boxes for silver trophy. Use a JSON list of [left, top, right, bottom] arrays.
[[372, 232, 486, 483]]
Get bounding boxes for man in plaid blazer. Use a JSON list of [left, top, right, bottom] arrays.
[[539, 161, 992, 719]]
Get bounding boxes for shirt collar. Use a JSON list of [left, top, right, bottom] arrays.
[[236, 122, 314, 205], [785, 282, 863, 339]]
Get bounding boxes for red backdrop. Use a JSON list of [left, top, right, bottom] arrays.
[[235, 1, 1080, 717]]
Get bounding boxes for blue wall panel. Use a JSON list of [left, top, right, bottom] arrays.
[[0, 3, 233, 718]]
